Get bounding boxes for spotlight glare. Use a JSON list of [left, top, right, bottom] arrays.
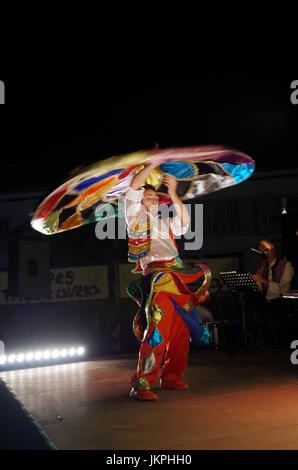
[[8, 354, 16, 364], [43, 350, 51, 359], [26, 352, 34, 361], [2, 345, 86, 369], [17, 354, 25, 363], [60, 349, 68, 358], [0, 355, 7, 365], [52, 349, 60, 359], [34, 351, 42, 361], [77, 347, 85, 356]]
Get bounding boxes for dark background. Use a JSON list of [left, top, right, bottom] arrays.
[[1, 78, 297, 189]]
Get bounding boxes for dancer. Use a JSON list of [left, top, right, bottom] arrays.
[[30, 146, 255, 396], [125, 162, 211, 401]]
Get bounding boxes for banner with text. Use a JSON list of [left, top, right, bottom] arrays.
[[0, 266, 109, 304]]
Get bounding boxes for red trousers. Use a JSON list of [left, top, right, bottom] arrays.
[[131, 291, 191, 391]]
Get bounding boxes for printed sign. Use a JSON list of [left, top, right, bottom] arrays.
[[0, 81, 4, 104], [0, 266, 109, 304]]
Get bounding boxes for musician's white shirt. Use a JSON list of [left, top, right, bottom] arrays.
[[266, 258, 294, 301], [125, 187, 190, 269]]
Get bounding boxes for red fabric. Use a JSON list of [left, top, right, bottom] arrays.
[[169, 229, 178, 250], [131, 290, 193, 388], [33, 183, 68, 219]]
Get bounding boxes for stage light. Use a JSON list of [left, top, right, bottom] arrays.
[[0, 355, 7, 365], [34, 351, 42, 361], [8, 354, 16, 364], [0, 345, 87, 370], [43, 350, 51, 359], [77, 347, 85, 356], [281, 198, 287, 215], [26, 352, 34, 361], [60, 349, 68, 358], [17, 354, 25, 363], [51, 349, 60, 359]]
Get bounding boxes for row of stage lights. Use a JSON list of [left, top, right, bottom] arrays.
[[0, 346, 86, 369]]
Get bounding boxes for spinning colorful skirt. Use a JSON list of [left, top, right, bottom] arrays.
[[127, 259, 212, 391], [31, 146, 255, 235]]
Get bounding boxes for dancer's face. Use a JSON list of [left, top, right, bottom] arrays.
[[142, 189, 159, 212]]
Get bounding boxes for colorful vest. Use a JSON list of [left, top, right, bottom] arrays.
[[127, 209, 151, 263], [127, 210, 178, 273]]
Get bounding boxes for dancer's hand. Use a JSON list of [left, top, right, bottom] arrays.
[[164, 173, 189, 228], [163, 174, 178, 199]]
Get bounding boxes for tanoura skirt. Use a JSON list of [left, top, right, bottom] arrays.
[[127, 258, 211, 391]]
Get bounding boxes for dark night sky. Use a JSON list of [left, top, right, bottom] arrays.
[[1, 78, 297, 190]]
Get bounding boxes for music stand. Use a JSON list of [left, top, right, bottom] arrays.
[[282, 291, 298, 300], [219, 271, 271, 351]]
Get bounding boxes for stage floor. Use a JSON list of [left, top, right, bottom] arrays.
[[1, 349, 298, 450]]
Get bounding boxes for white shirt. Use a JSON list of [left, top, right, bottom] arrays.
[[266, 258, 294, 301], [125, 187, 190, 269]]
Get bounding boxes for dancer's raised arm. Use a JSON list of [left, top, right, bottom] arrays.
[[164, 173, 190, 231], [130, 162, 159, 190]]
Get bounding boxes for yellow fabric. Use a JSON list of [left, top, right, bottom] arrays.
[[128, 243, 151, 255], [134, 164, 164, 190], [150, 273, 181, 296]]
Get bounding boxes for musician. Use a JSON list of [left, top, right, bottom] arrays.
[[253, 240, 294, 346], [253, 240, 294, 301]]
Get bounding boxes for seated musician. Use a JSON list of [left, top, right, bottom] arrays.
[[252, 240, 294, 346], [253, 240, 294, 301]]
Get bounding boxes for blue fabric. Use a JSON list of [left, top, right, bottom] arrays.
[[74, 169, 123, 191], [154, 273, 164, 283], [160, 161, 195, 179], [170, 298, 210, 346], [220, 163, 254, 184], [147, 328, 163, 348], [128, 250, 149, 261]]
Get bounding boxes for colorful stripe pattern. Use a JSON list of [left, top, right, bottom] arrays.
[[31, 146, 255, 235], [128, 262, 212, 390]]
